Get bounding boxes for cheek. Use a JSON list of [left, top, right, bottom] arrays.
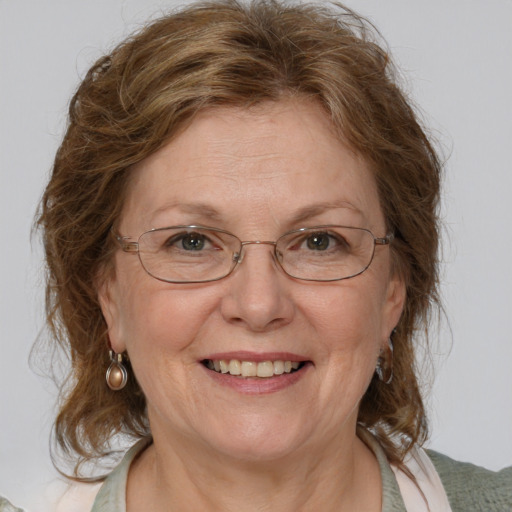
[[116, 285, 220, 409], [302, 274, 391, 385], [117, 278, 220, 358], [302, 274, 389, 343]]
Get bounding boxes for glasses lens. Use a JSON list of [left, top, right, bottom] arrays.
[[277, 226, 375, 281], [138, 227, 241, 283]]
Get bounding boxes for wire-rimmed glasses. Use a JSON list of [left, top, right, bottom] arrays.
[[115, 225, 394, 283]]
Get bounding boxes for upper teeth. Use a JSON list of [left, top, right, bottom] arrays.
[[206, 359, 301, 378]]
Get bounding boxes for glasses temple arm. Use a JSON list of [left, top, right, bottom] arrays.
[[114, 233, 139, 253], [375, 233, 394, 246]]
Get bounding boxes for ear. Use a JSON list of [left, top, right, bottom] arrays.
[[381, 273, 406, 339], [97, 274, 127, 354]]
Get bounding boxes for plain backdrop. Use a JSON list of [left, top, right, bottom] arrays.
[[1, 0, 511, 509]]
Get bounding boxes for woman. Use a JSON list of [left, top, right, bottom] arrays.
[[33, 1, 510, 511]]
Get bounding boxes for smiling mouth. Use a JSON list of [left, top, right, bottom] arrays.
[[202, 359, 307, 378]]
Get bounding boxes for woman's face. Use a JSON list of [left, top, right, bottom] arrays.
[[100, 100, 405, 462]]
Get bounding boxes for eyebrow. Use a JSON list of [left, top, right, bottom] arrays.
[[149, 200, 363, 228], [150, 202, 225, 223], [286, 202, 363, 226]]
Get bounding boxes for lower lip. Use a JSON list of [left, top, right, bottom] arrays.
[[201, 363, 311, 394]]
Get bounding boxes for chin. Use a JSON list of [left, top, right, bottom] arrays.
[[194, 411, 316, 463]]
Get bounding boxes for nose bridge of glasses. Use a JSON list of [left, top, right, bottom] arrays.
[[234, 240, 278, 264]]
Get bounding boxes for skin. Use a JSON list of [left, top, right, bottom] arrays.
[[99, 99, 406, 511]]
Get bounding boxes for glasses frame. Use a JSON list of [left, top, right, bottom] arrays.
[[114, 225, 394, 284]]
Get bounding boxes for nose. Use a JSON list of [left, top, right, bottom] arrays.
[[220, 242, 294, 332]]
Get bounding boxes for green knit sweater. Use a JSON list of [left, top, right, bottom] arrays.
[[427, 450, 512, 511]]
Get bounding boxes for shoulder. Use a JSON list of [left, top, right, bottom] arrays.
[[90, 438, 152, 512], [0, 496, 23, 512], [55, 482, 103, 512], [426, 450, 512, 511]]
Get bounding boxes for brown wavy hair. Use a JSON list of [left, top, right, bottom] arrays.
[[37, 0, 441, 477]]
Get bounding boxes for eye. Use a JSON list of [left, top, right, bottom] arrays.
[[165, 231, 210, 251], [181, 232, 206, 251], [306, 232, 331, 251], [284, 230, 348, 253], [303, 231, 349, 252]]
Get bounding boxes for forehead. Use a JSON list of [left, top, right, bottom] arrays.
[[121, 100, 384, 235]]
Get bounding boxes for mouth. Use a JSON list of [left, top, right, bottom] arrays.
[[201, 359, 307, 378]]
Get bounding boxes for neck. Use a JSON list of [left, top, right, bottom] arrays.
[[126, 427, 382, 512]]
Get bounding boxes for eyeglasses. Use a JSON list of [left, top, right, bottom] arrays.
[[115, 225, 393, 283]]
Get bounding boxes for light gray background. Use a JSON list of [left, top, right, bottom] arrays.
[[1, 0, 511, 509]]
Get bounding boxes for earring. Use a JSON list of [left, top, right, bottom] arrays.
[[376, 337, 393, 384], [106, 350, 128, 391]]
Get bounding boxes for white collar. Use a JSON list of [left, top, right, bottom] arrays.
[[392, 445, 452, 511]]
